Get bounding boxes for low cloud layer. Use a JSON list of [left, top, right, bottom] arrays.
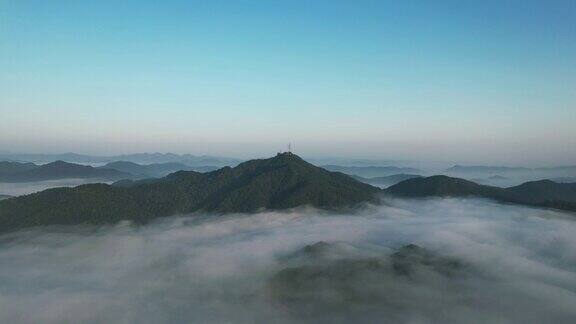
[[1, 198, 576, 323]]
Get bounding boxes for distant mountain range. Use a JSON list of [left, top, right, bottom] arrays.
[[443, 164, 576, 188], [99, 161, 219, 178], [0, 160, 221, 183], [446, 165, 576, 177], [386, 175, 576, 212], [446, 165, 530, 173], [0, 161, 131, 182], [321, 165, 422, 178], [0, 155, 575, 232], [0, 153, 379, 232], [552, 177, 576, 183], [0, 152, 241, 167]]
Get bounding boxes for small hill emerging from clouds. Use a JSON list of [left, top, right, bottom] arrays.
[[268, 242, 466, 320], [0, 153, 380, 232], [0, 161, 131, 182], [386, 175, 576, 212]]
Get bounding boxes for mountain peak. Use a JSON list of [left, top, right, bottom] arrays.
[[0, 154, 381, 231], [231, 152, 311, 173], [270, 152, 305, 164], [275, 151, 298, 157]]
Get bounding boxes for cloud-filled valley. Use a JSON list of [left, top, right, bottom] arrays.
[[1, 198, 576, 323]]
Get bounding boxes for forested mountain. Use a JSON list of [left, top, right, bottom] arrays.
[[2, 157, 575, 233], [0, 153, 380, 232], [387, 176, 576, 212]]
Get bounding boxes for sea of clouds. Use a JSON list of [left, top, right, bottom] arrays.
[[1, 198, 576, 323]]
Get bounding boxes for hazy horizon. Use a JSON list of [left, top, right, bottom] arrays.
[[2, 144, 576, 168], [1, 1, 575, 165]]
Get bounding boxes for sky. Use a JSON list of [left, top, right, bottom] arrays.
[[0, 0, 575, 165]]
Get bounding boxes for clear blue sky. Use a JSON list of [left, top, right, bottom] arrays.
[[1, 0, 574, 165]]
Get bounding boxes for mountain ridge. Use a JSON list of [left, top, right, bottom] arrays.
[[0, 161, 131, 182], [0, 153, 380, 232], [100, 161, 218, 178], [2, 156, 575, 233], [0, 152, 241, 167], [386, 175, 576, 212]]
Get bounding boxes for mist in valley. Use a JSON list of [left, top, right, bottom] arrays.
[[1, 198, 576, 324]]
